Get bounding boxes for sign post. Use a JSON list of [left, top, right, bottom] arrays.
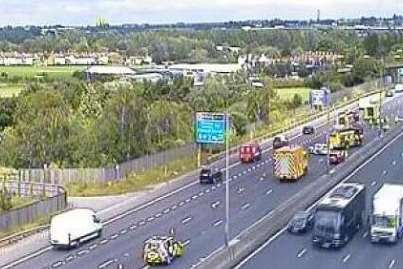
[[195, 112, 231, 247]]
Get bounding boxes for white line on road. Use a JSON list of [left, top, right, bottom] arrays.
[[389, 259, 396, 269], [371, 181, 377, 187], [297, 248, 307, 258], [211, 201, 221, 209], [241, 203, 250, 210], [181, 216, 193, 225], [266, 189, 273, 195], [213, 220, 223, 227], [343, 254, 351, 263]]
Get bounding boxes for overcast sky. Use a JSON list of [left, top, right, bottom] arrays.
[[0, 0, 401, 26]]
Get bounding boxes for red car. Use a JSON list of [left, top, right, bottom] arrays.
[[328, 150, 347, 165], [239, 144, 262, 163]]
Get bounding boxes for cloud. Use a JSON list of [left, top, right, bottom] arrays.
[[0, 0, 399, 26]]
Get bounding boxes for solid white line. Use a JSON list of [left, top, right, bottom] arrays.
[[1, 246, 53, 269], [234, 129, 403, 269]]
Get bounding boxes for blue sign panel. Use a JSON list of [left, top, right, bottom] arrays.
[[196, 112, 227, 144]]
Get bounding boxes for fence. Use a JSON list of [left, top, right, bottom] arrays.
[[19, 143, 197, 185], [0, 181, 67, 231]]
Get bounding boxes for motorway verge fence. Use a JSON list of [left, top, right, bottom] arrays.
[[194, 116, 403, 269], [0, 181, 67, 232]]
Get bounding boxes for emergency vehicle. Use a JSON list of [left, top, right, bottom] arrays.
[[239, 144, 262, 163], [273, 146, 308, 181]]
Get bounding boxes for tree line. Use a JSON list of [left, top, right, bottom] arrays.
[[0, 29, 402, 64]]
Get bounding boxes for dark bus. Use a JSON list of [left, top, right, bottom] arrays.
[[312, 183, 366, 248]]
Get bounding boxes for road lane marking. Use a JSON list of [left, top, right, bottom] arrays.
[[184, 239, 191, 246], [392, 161, 397, 166], [179, 201, 185, 207], [163, 208, 170, 214], [211, 201, 221, 209], [100, 239, 108, 245], [98, 259, 115, 269], [237, 187, 245, 194], [343, 254, 351, 263], [371, 181, 377, 187], [52, 261, 63, 268], [110, 234, 119, 240], [297, 248, 307, 258], [389, 259, 396, 269], [241, 203, 250, 210], [266, 189, 273, 195], [383, 170, 387, 175], [213, 220, 223, 227], [181, 216, 193, 225]]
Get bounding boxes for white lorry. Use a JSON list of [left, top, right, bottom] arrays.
[[395, 84, 403, 93], [50, 208, 103, 248], [370, 184, 403, 243]]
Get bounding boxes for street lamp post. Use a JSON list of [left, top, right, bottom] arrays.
[[224, 111, 230, 247]]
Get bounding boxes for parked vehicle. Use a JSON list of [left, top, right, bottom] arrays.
[[273, 146, 308, 181], [239, 144, 262, 163], [370, 184, 403, 244], [199, 168, 223, 184], [302, 126, 315, 135], [50, 208, 103, 249], [308, 143, 329, 155], [328, 150, 347, 165], [288, 211, 314, 234], [312, 183, 366, 248], [273, 135, 289, 149]]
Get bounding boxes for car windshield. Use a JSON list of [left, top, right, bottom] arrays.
[[314, 210, 341, 234], [372, 215, 396, 229], [145, 242, 161, 250], [201, 169, 210, 174]]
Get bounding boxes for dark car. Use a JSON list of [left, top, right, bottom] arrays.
[[199, 168, 223, 184], [385, 90, 394, 97], [302, 126, 315, 135], [287, 211, 314, 234], [328, 150, 347, 165], [273, 136, 289, 150]]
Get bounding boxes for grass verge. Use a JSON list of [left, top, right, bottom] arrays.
[[66, 155, 199, 197]]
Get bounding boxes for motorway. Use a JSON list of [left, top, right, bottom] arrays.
[[2, 93, 403, 269], [236, 123, 403, 269]]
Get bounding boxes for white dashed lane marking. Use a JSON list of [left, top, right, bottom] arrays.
[[213, 220, 223, 227], [343, 254, 351, 263], [297, 248, 307, 258], [389, 259, 396, 269], [181, 216, 193, 225], [266, 189, 273, 195], [241, 203, 250, 210]]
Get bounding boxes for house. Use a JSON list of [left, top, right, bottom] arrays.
[[168, 63, 242, 76]]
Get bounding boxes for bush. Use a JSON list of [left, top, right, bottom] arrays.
[[0, 188, 12, 211]]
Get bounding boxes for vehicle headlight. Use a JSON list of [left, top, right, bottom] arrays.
[[334, 233, 341, 239]]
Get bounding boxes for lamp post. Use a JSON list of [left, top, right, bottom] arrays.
[[224, 111, 230, 247]]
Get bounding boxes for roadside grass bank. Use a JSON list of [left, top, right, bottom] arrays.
[[66, 155, 200, 197]]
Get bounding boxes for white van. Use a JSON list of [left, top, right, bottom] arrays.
[[50, 208, 103, 248]]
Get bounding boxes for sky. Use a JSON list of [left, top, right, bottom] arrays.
[[0, 0, 401, 26]]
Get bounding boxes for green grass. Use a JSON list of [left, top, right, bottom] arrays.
[[0, 83, 24, 97], [0, 196, 36, 214], [276, 87, 311, 103], [67, 155, 199, 197], [0, 215, 49, 239], [0, 66, 86, 79]]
